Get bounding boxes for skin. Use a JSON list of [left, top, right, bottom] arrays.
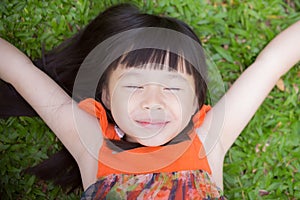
[[0, 20, 299, 190], [102, 66, 198, 147]]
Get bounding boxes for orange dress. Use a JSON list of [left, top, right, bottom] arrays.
[[79, 98, 225, 199]]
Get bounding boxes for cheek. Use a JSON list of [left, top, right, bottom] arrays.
[[176, 92, 198, 118], [110, 87, 131, 120], [126, 92, 141, 113], [165, 94, 182, 118]]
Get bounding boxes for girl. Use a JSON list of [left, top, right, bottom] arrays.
[[0, 3, 299, 199]]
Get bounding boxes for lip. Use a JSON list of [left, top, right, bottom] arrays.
[[135, 120, 170, 129]]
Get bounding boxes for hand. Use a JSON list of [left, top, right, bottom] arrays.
[[0, 38, 33, 84]]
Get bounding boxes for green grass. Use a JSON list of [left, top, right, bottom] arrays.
[[0, 0, 299, 199]]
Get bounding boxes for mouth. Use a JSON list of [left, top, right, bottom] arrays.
[[135, 120, 170, 129]]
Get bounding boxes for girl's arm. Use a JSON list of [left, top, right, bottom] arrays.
[[200, 21, 300, 188], [0, 38, 102, 187], [203, 20, 300, 155]]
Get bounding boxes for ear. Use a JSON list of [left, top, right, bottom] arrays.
[[101, 87, 111, 110]]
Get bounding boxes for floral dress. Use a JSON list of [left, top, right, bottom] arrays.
[[81, 170, 225, 199]]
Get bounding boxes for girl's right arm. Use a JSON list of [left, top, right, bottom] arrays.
[[0, 38, 102, 187]]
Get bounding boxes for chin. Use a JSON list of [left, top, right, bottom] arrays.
[[137, 136, 174, 147]]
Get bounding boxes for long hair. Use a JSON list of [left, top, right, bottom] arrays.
[[1, 3, 207, 190]]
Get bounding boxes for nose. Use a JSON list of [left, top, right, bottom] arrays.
[[141, 85, 165, 110]]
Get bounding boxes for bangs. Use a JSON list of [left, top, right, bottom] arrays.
[[100, 48, 207, 108], [111, 48, 197, 76]]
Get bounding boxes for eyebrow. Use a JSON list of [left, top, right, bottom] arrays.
[[167, 74, 188, 82], [117, 71, 141, 80]]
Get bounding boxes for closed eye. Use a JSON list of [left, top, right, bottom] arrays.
[[124, 86, 144, 89], [164, 87, 181, 91]]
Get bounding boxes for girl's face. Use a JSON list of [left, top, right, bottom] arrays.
[[102, 65, 198, 146]]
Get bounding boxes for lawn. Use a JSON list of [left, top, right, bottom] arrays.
[[0, 0, 299, 199]]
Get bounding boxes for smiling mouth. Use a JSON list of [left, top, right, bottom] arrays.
[[135, 120, 170, 129]]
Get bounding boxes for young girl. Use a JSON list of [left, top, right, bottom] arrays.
[[0, 3, 299, 199]]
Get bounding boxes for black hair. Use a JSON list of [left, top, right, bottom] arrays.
[[35, 3, 206, 98], [2, 3, 207, 191]]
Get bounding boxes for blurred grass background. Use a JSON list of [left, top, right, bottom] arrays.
[[0, 0, 299, 199]]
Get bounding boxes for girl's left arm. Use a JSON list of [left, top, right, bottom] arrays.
[[204, 20, 300, 154]]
